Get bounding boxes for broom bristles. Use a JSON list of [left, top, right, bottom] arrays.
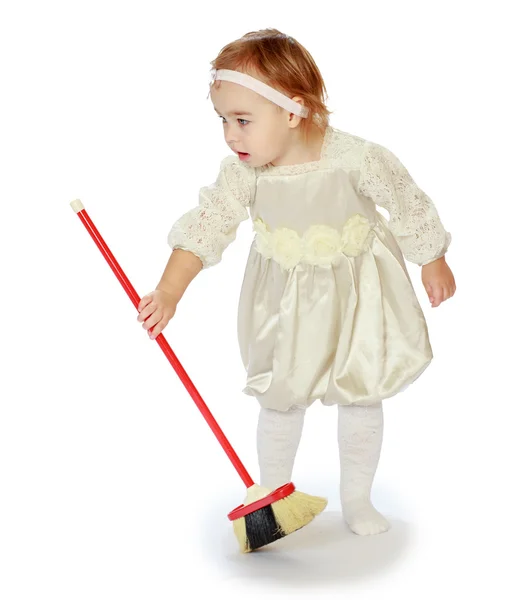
[[272, 490, 327, 536], [232, 513, 249, 552], [232, 488, 327, 552]]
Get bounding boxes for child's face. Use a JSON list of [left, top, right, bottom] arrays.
[[210, 79, 294, 168]]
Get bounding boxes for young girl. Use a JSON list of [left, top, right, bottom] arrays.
[[137, 29, 456, 536]]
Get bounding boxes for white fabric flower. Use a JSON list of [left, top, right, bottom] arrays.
[[303, 225, 342, 265], [270, 227, 304, 270], [340, 214, 372, 256], [253, 215, 374, 269]]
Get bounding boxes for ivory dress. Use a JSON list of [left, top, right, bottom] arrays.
[[167, 125, 452, 410]]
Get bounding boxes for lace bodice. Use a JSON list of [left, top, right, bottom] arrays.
[[167, 126, 451, 268]]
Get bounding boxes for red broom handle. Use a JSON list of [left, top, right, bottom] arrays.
[[70, 199, 254, 488]]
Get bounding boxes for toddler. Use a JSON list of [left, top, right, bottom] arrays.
[[137, 29, 456, 535]]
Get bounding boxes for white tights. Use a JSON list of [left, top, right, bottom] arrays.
[[256, 403, 391, 535]]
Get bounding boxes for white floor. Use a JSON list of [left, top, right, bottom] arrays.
[[202, 507, 413, 587]]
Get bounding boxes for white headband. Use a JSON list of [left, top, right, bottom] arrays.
[[208, 69, 309, 119]]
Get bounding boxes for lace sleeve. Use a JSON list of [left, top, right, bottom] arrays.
[[167, 156, 256, 268], [358, 140, 452, 266]]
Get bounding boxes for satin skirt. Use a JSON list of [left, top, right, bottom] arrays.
[[237, 213, 433, 410]]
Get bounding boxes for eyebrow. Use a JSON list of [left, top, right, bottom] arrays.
[[214, 107, 253, 116]]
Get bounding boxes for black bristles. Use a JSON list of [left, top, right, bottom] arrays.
[[244, 505, 285, 551]]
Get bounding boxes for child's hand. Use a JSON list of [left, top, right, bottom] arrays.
[[421, 256, 456, 308], [137, 289, 178, 339]]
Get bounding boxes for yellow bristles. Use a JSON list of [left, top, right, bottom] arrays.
[[232, 489, 327, 552]]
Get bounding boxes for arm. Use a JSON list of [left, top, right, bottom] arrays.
[[167, 155, 256, 269], [358, 140, 452, 266], [155, 247, 203, 303], [358, 140, 456, 306], [137, 156, 256, 338]]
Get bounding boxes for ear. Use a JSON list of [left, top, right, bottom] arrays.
[[287, 95, 305, 128]]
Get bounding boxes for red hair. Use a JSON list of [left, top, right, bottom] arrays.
[[210, 28, 333, 143]]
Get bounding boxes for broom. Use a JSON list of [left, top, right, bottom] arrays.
[[69, 199, 327, 552]]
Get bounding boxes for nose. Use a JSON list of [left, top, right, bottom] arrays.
[[224, 125, 239, 148]]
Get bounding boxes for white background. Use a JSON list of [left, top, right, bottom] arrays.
[[1, 1, 504, 598]]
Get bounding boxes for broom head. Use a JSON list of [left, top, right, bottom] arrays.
[[228, 483, 327, 552]]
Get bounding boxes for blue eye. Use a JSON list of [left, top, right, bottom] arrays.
[[218, 116, 249, 126]]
